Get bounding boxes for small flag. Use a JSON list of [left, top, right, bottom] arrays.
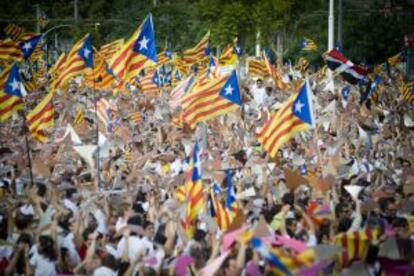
[[325, 49, 369, 84], [0, 63, 24, 121], [341, 86, 350, 108], [19, 35, 41, 59], [300, 37, 318, 51]]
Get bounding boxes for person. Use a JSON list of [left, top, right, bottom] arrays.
[[28, 235, 57, 276], [250, 78, 268, 108]]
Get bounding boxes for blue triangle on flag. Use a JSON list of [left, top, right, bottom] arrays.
[[19, 35, 41, 59], [78, 35, 94, 68], [292, 80, 314, 127], [4, 64, 23, 97], [134, 14, 157, 62], [219, 71, 241, 106]]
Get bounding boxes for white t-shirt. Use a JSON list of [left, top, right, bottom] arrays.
[[29, 252, 56, 276], [93, 266, 117, 276], [117, 236, 146, 262], [251, 85, 267, 107]]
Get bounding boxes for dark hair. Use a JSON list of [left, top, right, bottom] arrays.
[[82, 226, 96, 242], [15, 212, 33, 230], [282, 193, 294, 206], [337, 218, 353, 233], [38, 235, 57, 261], [36, 183, 47, 197], [101, 253, 117, 270]]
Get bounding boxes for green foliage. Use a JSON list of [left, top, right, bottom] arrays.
[[0, 0, 413, 65]]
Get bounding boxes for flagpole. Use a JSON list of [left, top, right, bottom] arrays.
[[21, 111, 35, 186], [92, 63, 102, 192], [327, 0, 335, 87]]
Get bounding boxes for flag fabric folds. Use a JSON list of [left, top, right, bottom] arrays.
[[248, 58, 267, 78], [335, 229, 379, 268], [4, 24, 24, 41], [51, 34, 93, 92], [26, 92, 54, 142], [181, 70, 241, 129], [183, 140, 204, 238], [183, 32, 210, 65], [169, 75, 195, 108], [400, 81, 414, 104], [0, 64, 24, 121], [109, 14, 157, 82], [257, 79, 314, 158], [0, 38, 23, 62], [139, 69, 161, 93], [19, 35, 41, 59], [209, 182, 232, 230], [325, 49, 368, 84], [99, 39, 124, 61], [301, 37, 318, 51]]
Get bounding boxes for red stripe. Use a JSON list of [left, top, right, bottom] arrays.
[[0, 99, 23, 116], [267, 118, 303, 154], [341, 234, 348, 266], [30, 114, 53, 133], [186, 101, 235, 127], [354, 231, 360, 260], [27, 103, 52, 125], [260, 109, 295, 146]]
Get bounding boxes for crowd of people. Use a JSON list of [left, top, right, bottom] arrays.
[[0, 52, 413, 276]]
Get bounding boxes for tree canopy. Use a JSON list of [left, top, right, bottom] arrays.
[[0, 0, 413, 65]]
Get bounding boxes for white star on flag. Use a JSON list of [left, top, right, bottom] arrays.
[[294, 100, 304, 113], [9, 78, 20, 91], [138, 36, 149, 50], [83, 48, 91, 58], [224, 85, 233, 95], [22, 42, 32, 52]]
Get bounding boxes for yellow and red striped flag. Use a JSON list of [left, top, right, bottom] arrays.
[[335, 229, 379, 268], [0, 38, 23, 62], [247, 58, 267, 78], [139, 69, 161, 94], [219, 45, 237, 65], [99, 39, 124, 61], [50, 34, 93, 93], [181, 70, 241, 129], [182, 141, 204, 238], [210, 183, 232, 231], [4, 23, 25, 41], [109, 14, 157, 83], [26, 91, 54, 142], [128, 111, 141, 124], [257, 80, 314, 158], [263, 51, 290, 91], [49, 53, 67, 79], [85, 50, 115, 90], [183, 31, 210, 66], [0, 64, 24, 122]]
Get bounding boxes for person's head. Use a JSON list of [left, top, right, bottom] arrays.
[[337, 217, 353, 233], [14, 212, 33, 231], [143, 221, 155, 238], [36, 183, 47, 197], [38, 235, 56, 261], [393, 217, 410, 239], [82, 226, 97, 246], [380, 197, 398, 218], [285, 218, 297, 237]]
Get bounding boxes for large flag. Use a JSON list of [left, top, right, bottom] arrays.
[[169, 75, 195, 108], [0, 64, 24, 121], [99, 39, 124, 61], [181, 70, 242, 129], [263, 50, 289, 91], [335, 229, 379, 268], [257, 79, 314, 158], [26, 92, 54, 142], [325, 49, 369, 84], [51, 34, 93, 92], [248, 58, 267, 78], [300, 37, 318, 51], [49, 53, 67, 79], [109, 14, 157, 82], [183, 32, 210, 65], [4, 23, 25, 41], [19, 34, 41, 59], [183, 140, 204, 238], [0, 38, 23, 62]]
